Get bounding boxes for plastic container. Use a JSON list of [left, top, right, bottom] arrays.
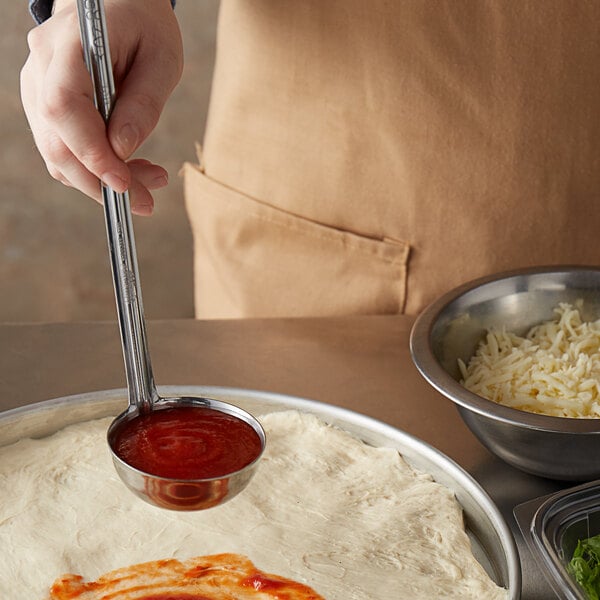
[[514, 480, 600, 600]]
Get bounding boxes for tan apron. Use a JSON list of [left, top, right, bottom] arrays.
[[184, 0, 600, 319]]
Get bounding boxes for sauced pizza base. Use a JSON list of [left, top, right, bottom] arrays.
[[0, 410, 507, 599], [50, 553, 324, 599]]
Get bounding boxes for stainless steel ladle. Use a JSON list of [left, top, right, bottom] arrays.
[[76, 0, 265, 511]]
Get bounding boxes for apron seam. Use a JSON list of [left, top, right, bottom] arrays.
[[186, 163, 410, 267]]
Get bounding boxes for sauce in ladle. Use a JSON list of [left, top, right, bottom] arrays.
[[112, 406, 263, 480]]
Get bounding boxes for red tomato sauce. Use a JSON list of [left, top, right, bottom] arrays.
[[142, 596, 210, 599], [112, 406, 262, 479], [50, 554, 325, 600], [141, 596, 209, 600], [242, 573, 304, 592]]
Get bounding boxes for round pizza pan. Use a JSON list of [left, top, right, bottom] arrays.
[[0, 385, 521, 598]]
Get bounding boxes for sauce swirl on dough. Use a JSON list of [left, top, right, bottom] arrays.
[[49, 553, 325, 599]]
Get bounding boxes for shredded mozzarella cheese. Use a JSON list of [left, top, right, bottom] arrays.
[[459, 303, 600, 418]]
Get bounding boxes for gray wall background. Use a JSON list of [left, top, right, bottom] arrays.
[[1, 1, 220, 322]]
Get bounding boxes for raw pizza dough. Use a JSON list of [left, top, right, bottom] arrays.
[[0, 410, 507, 599]]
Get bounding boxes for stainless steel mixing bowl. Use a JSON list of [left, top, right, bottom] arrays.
[[410, 266, 600, 481]]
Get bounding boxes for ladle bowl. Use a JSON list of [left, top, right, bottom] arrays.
[[107, 397, 265, 511], [77, 0, 265, 510]]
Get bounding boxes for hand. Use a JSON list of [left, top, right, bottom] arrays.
[[20, 0, 183, 215]]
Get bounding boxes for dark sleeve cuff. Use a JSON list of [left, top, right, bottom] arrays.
[[29, 0, 52, 24], [28, 0, 176, 25]]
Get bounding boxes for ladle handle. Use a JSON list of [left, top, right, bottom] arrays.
[[77, 0, 157, 413]]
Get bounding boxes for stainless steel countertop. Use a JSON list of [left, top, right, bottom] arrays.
[[0, 316, 570, 598]]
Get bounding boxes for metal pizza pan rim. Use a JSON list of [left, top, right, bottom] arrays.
[[0, 385, 521, 598]]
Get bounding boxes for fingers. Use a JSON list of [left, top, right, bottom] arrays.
[[21, 12, 130, 196], [59, 158, 169, 217], [127, 159, 169, 216], [129, 158, 169, 189], [40, 17, 131, 191], [108, 21, 184, 160], [42, 48, 131, 191], [20, 1, 183, 211]]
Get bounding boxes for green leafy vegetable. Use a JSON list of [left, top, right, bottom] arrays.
[[568, 534, 600, 599]]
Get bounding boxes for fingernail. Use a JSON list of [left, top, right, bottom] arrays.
[[151, 174, 169, 188], [101, 172, 128, 192], [135, 203, 154, 216], [116, 124, 139, 159]]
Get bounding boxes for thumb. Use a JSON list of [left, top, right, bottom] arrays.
[[107, 48, 183, 160]]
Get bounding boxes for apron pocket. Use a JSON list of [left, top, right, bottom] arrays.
[[184, 163, 410, 318]]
